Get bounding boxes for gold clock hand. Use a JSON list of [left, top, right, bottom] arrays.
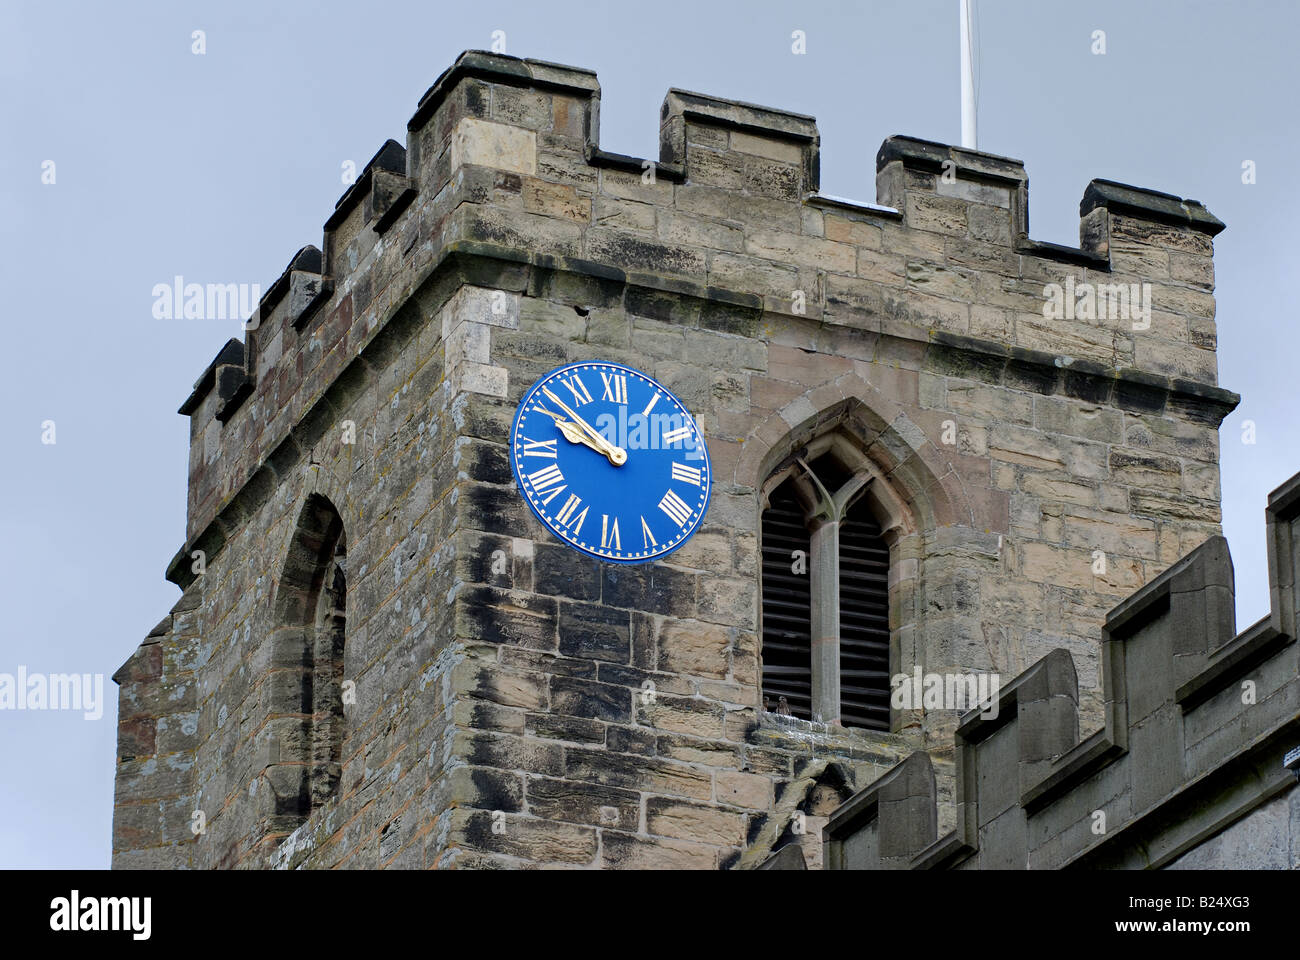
[[555, 418, 608, 457], [533, 393, 622, 462], [541, 387, 627, 465]]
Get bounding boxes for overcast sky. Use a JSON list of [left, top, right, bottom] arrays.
[[3, 0, 1296, 868]]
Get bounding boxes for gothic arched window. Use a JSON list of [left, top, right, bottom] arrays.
[[269, 494, 348, 826], [759, 435, 894, 730]]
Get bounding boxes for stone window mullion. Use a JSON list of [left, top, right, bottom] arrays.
[[809, 514, 841, 724]]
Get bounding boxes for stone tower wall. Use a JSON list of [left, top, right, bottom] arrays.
[[112, 51, 1237, 869]]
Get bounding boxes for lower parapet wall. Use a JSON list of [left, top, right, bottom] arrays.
[[819, 471, 1300, 870]]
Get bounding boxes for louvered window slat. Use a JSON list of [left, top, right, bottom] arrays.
[[760, 485, 813, 720], [839, 496, 890, 730]]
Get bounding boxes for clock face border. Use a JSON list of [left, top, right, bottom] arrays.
[[508, 360, 712, 565]]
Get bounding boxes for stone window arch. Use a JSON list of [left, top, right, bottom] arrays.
[[759, 430, 914, 730], [267, 493, 348, 828]]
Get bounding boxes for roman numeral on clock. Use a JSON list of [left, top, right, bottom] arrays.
[[671, 462, 702, 486], [661, 425, 693, 446], [520, 436, 558, 458], [555, 494, 588, 535], [558, 374, 593, 406], [601, 515, 620, 550], [526, 464, 567, 505], [659, 489, 692, 528], [640, 516, 657, 549], [600, 372, 627, 404], [527, 463, 565, 491]]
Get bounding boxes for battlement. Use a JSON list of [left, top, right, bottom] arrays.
[[169, 49, 1236, 590], [823, 474, 1300, 869]]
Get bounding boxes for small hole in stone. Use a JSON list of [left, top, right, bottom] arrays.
[[574, 305, 590, 317]]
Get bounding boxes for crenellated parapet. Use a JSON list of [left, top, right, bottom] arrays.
[[824, 474, 1300, 869], [168, 50, 1237, 593]]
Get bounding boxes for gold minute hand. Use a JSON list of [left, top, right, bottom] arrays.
[[541, 387, 627, 466], [531, 405, 607, 457], [530, 403, 602, 454]]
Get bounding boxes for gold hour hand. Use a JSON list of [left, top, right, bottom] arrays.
[[555, 419, 604, 454], [541, 387, 627, 466]]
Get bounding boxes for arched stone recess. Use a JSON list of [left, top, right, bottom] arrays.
[[735, 372, 973, 529], [261, 475, 351, 841], [742, 759, 859, 870], [741, 375, 1003, 750]]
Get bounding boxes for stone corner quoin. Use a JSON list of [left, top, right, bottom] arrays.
[[112, 48, 1244, 871]]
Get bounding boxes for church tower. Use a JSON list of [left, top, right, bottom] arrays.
[[112, 51, 1237, 869]]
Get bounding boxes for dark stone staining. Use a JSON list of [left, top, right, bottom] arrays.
[[1061, 370, 1112, 405], [463, 79, 491, 118], [1002, 359, 1059, 396], [630, 612, 657, 670], [606, 725, 656, 757], [791, 756, 822, 780], [564, 748, 692, 790], [1114, 378, 1167, 416], [533, 544, 602, 602], [530, 264, 625, 309], [699, 300, 761, 338], [598, 234, 702, 275], [624, 286, 695, 325], [926, 342, 1007, 383], [458, 586, 558, 649], [458, 395, 515, 442], [460, 484, 537, 536], [461, 167, 495, 204], [469, 768, 524, 811], [526, 712, 606, 744], [601, 564, 697, 615], [635, 694, 722, 731], [494, 172, 523, 194], [1167, 393, 1225, 426], [494, 330, 569, 365], [595, 662, 664, 691], [459, 531, 515, 587], [549, 675, 631, 723], [526, 776, 640, 826], [730, 715, 758, 741], [461, 812, 507, 851], [465, 212, 564, 254], [459, 254, 531, 295], [460, 440, 514, 485], [465, 732, 565, 777], [558, 602, 630, 663], [468, 700, 526, 733], [499, 646, 599, 679], [1110, 450, 1180, 474]]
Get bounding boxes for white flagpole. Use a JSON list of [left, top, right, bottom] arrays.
[[960, 0, 977, 150]]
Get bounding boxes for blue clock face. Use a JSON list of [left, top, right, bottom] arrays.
[[509, 361, 711, 563]]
